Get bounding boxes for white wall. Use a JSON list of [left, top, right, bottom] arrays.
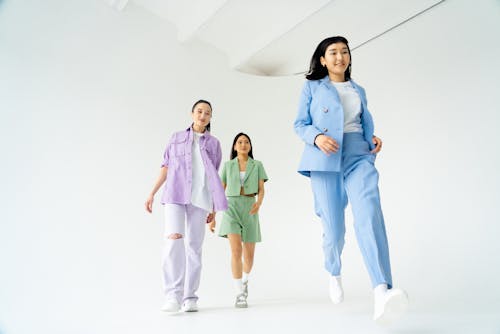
[[1, 0, 499, 333]]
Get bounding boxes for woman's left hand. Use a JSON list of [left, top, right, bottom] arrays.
[[371, 135, 382, 154], [206, 213, 216, 232], [208, 220, 216, 233], [249, 203, 261, 215]]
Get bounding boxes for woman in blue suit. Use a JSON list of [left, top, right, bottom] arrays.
[[294, 36, 408, 325]]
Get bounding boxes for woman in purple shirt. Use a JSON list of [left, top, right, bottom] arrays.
[[145, 99, 228, 313]]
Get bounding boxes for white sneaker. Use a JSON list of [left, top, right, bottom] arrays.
[[329, 275, 344, 304], [242, 280, 249, 297], [235, 293, 248, 308], [181, 299, 198, 312], [373, 287, 409, 325], [161, 299, 180, 312]]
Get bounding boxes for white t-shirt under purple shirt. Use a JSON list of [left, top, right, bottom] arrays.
[[190, 132, 213, 212]]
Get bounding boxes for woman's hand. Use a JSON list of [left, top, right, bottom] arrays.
[[249, 202, 261, 215], [145, 195, 154, 213], [208, 220, 216, 233], [207, 213, 216, 233], [371, 135, 382, 154], [314, 134, 339, 155]]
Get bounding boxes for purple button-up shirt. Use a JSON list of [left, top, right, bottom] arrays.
[[160, 127, 228, 212]]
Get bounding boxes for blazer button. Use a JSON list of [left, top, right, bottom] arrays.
[[323, 107, 328, 113], [323, 128, 328, 133]]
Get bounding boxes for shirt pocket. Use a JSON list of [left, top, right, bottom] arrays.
[[171, 138, 187, 156]]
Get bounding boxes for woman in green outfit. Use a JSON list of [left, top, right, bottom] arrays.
[[209, 132, 268, 308]]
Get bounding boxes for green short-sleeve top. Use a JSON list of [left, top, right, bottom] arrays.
[[221, 157, 268, 197]]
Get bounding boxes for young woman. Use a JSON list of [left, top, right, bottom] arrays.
[[210, 133, 268, 308], [294, 36, 408, 324], [145, 99, 227, 313]]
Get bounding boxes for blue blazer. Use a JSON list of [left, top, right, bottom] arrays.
[[294, 76, 375, 177]]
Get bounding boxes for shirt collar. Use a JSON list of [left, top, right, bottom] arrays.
[[186, 125, 211, 139]]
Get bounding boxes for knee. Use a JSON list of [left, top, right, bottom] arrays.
[[231, 248, 243, 259], [243, 253, 254, 263], [168, 233, 183, 240]]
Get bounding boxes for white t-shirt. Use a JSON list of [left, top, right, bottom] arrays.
[[331, 80, 363, 133], [190, 132, 213, 212]]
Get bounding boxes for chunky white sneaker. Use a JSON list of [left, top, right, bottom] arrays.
[[161, 299, 180, 312], [235, 293, 248, 308], [181, 299, 198, 312], [242, 280, 248, 297], [329, 275, 344, 304], [373, 288, 409, 325]]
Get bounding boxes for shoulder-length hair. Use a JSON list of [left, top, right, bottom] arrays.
[[230, 132, 254, 160], [305, 36, 352, 81]]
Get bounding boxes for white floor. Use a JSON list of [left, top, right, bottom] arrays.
[[103, 298, 499, 334], [1, 293, 499, 334]]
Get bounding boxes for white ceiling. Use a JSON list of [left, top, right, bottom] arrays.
[[111, 0, 445, 76]]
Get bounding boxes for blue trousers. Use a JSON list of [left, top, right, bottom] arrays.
[[310, 132, 393, 288]]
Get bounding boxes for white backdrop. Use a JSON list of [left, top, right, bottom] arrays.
[[1, 0, 500, 333]]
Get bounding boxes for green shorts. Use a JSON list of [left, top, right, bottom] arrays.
[[219, 196, 262, 243]]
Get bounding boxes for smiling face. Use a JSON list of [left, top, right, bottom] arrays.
[[320, 42, 351, 81], [191, 102, 212, 131], [234, 135, 251, 156]]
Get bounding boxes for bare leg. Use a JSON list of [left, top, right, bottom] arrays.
[[228, 234, 243, 278], [242, 242, 256, 274]]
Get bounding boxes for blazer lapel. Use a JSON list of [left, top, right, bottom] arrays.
[[243, 158, 255, 183], [319, 75, 341, 99]]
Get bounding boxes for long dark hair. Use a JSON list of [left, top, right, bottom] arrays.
[[230, 132, 254, 160], [191, 99, 212, 132], [305, 36, 352, 81]]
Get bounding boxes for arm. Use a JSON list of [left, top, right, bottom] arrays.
[[294, 81, 322, 145], [249, 179, 265, 215], [145, 166, 167, 213], [294, 81, 339, 155], [356, 84, 381, 153], [208, 182, 226, 233]]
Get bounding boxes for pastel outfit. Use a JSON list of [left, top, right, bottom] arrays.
[[218, 157, 268, 242], [160, 126, 228, 303], [294, 76, 393, 288]]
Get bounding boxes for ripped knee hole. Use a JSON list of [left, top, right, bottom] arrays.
[[168, 233, 183, 239]]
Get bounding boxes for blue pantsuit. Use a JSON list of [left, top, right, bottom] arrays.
[[294, 76, 393, 289], [311, 133, 392, 288]]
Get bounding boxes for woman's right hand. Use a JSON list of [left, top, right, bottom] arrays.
[[145, 195, 154, 213], [314, 134, 339, 155]]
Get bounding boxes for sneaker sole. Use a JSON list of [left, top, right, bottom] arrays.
[[375, 290, 409, 326], [235, 304, 248, 308]]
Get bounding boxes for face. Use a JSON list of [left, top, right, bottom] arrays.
[[234, 135, 251, 155], [191, 102, 212, 129], [320, 42, 350, 78]]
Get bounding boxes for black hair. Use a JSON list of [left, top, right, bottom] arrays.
[[230, 132, 254, 160], [191, 99, 212, 132], [305, 36, 352, 81]]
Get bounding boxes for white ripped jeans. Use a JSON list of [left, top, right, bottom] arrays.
[[162, 203, 207, 303]]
